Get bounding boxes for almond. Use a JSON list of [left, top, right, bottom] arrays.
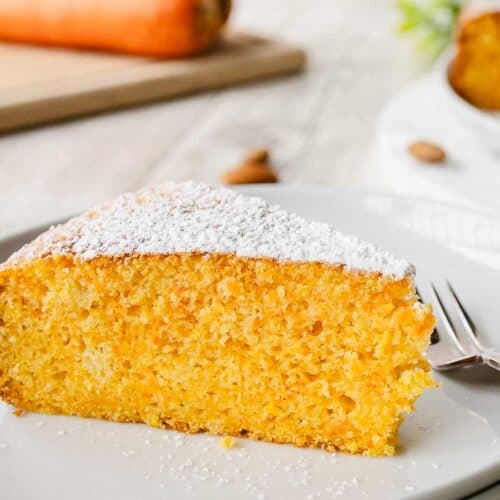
[[221, 162, 278, 185], [408, 141, 446, 164], [244, 148, 269, 164]]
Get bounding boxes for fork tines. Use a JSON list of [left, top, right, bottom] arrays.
[[417, 282, 494, 371]]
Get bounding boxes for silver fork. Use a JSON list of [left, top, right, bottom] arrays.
[[417, 282, 500, 371]]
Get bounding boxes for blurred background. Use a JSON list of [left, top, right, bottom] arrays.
[[0, 0, 498, 237]]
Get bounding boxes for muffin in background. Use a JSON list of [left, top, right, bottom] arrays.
[[450, 0, 500, 110]]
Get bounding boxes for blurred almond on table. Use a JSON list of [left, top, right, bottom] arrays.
[[408, 141, 446, 164], [244, 148, 269, 164], [222, 148, 278, 185], [222, 162, 278, 185]]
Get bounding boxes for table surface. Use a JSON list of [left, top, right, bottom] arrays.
[[0, 0, 422, 238]]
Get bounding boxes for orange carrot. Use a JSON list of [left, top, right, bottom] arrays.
[[0, 0, 231, 57]]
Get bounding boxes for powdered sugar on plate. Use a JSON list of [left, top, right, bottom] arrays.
[[3, 182, 414, 278]]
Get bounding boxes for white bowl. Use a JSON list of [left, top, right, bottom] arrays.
[[436, 50, 500, 151]]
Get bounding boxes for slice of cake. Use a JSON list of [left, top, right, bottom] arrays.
[[0, 182, 435, 456]]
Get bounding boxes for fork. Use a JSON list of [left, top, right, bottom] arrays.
[[417, 282, 500, 372]]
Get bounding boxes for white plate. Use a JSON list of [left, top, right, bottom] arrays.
[[1, 186, 500, 500]]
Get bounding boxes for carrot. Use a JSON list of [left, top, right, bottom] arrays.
[[0, 0, 231, 57]]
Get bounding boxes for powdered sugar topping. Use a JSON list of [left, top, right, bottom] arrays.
[[3, 182, 414, 278]]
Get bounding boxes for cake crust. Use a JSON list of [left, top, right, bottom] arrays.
[[2, 182, 414, 278]]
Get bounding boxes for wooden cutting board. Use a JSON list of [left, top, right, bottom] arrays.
[[0, 32, 305, 134]]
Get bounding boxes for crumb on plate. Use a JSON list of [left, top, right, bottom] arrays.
[[220, 436, 236, 449]]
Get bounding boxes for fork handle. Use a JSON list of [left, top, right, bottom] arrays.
[[484, 352, 500, 371]]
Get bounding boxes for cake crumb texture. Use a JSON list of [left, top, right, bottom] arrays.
[[0, 253, 435, 456]]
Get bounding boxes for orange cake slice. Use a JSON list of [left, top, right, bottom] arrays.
[[0, 182, 435, 456]]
